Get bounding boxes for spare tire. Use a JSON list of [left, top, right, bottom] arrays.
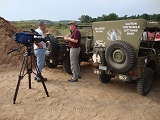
[[45, 34, 57, 58], [105, 40, 136, 73]]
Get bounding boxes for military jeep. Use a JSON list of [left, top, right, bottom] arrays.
[[92, 19, 160, 96], [45, 25, 93, 74]]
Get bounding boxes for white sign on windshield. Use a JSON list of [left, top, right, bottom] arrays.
[[123, 22, 140, 35]]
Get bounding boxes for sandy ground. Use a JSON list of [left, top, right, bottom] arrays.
[[0, 62, 160, 120]]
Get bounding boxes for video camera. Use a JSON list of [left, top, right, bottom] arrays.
[[14, 29, 45, 46]]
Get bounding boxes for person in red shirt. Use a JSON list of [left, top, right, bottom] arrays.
[[155, 32, 160, 41], [148, 32, 155, 41], [64, 21, 81, 82]]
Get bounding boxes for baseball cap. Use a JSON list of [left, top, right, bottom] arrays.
[[68, 21, 76, 25]]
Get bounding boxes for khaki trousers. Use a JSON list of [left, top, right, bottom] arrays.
[[70, 47, 81, 80]]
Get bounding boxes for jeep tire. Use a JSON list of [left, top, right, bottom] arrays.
[[105, 40, 136, 73], [62, 56, 72, 74], [45, 34, 57, 58], [45, 57, 58, 68], [99, 70, 112, 83], [137, 67, 154, 96]]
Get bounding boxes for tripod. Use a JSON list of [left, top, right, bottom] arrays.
[[13, 45, 49, 104]]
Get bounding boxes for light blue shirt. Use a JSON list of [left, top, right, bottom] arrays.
[[34, 27, 46, 49]]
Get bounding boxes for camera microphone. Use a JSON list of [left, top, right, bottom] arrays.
[[31, 28, 41, 36], [31, 28, 38, 34]]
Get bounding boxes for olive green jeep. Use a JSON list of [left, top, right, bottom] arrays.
[[92, 19, 160, 96], [45, 25, 93, 74]]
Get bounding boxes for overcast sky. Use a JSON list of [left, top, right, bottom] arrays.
[[0, 0, 160, 21]]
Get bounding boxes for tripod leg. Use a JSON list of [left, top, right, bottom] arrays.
[[27, 55, 32, 89], [13, 55, 27, 104], [28, 72, 31, 89], [41, 80, 49, 97], [13, 75, 23, 104]]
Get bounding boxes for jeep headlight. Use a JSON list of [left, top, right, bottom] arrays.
[[145, 58, 148, 64]]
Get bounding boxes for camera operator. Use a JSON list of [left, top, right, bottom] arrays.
[[34, 20, 48, 82]]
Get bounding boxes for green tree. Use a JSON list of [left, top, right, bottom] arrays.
[[128, 15, 137, 19], [92, 18, 97, 22], [123, 15, 128, 20], [140, 13, 150, 21], [78, 15, 93, 23], [107, 13, 118, 20], [151, 14, 160, 22], [101, 14, 108, 21], [96, 16, 103, 21], [78, 13, 160, 23]]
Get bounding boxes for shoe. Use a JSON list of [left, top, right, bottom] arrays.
[[35, 73, 47, 82], [37, 79, 43, 82], [37, 78, 47, 82], [78, 76, 81, 79], [35, 77, 47, 82], [68, 79, 78, 82]]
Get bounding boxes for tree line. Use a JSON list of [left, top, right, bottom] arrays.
[[78, 13, 160, 23]]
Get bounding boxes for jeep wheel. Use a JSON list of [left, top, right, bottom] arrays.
[[45, 34, 57, 58], [99, 70, 112, 83], [45, 58, 58, 68], [137, 67, 154, 96], [105, 40, 136, 73], [62, 56, 72, 74]]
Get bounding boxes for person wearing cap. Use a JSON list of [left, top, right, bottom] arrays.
[[34, 20, 48, 82], [64, 21, 81, 82]]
